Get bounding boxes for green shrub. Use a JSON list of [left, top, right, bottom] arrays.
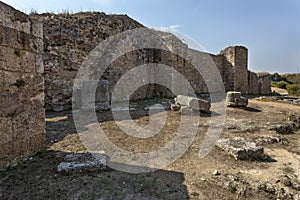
[[286, 84, 300, 96], [275, 81, 288, 89], [271, 73, 293, 82]]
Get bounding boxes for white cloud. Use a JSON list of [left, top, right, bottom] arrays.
[[156, 24, 182, 33], [155, 24, 205, 52]]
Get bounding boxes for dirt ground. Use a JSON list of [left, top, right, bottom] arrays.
[[1, 97, 300, 199]]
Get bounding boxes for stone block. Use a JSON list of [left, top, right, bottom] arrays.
[[24, 37, 44, 54], [0, 3, 31, 34], [226, 91, 248, 107], [12, 107, 44, 139], [176, 95, 210, 112], [28, 133, 45, 155], [216, 137, 264, 160], [12, 138, 29, 158], [0, 25, 24, 50], [57, 152, 106, 173], [0, 25, 43, 53], [23, 73, 44, 91], [0, 46, 36, 72], [30, 18, 43, 38], [0, 3, 45, 171], [3, 72, 43, 93], [0, 90, 25, 118], [2, 70, 21, 90]]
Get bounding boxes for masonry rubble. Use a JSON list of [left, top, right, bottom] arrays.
[[226, 91, 248, 107], [216, 137, 264, 160]]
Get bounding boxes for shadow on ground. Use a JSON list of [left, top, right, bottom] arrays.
[[0, 150, 189, 200]]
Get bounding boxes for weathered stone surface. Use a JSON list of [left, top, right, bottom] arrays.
[[0, 2, 44, 170], [176, 95, 210, 112], [170, 103, 181, 111], [216, 137, 264, 160], [248, 71, 259, 95], [37, 11, 270, 111], [40, 12, 144, 111], [257, 73, 271, 95], [179, 106, 193, 115], [0, 1, 272, 171], [221, 46, 248, 94], [57, 152, 106, 173], [226, 91, 248, 107], [0, 2, 32, 35]]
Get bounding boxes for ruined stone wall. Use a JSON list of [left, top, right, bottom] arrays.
[[258, 73, 271, 95], [220, 46, 249, 94], [107, 41, 232, 100], [39, 12, 143, 111], [211, 54, 235, 92], [248, 71, 259, 95], [40, 12, 270, 111], [0, 2, 44, 170]]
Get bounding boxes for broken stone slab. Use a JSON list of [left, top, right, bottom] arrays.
[[226, 91, 248, 107], [57, 152, 106, 173], [216, 137, 264, 160], [176, 95, 210, 112]]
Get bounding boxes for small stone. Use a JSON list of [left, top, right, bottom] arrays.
[[212, 170, 220, 176], [282, 177, 292, 187], [52, 105, 65, 112], [190, 192, 199, 196], [275, 123, 297, 134]]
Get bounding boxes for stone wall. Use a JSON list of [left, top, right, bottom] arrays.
[[0, 2, 44, 170], [39, 12, 143, 111], [220, 46, 249, 94], [258, 73, 271, 95], [38, 12, 270, 111], [248, 71, 259, 95]]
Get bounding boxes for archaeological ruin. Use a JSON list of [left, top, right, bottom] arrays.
[[0, 1, 271, 170]]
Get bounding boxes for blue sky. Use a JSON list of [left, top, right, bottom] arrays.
[[3, 0, 300, 73]]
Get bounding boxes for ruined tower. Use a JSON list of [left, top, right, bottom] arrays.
[[220, 46, 249, 94]]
